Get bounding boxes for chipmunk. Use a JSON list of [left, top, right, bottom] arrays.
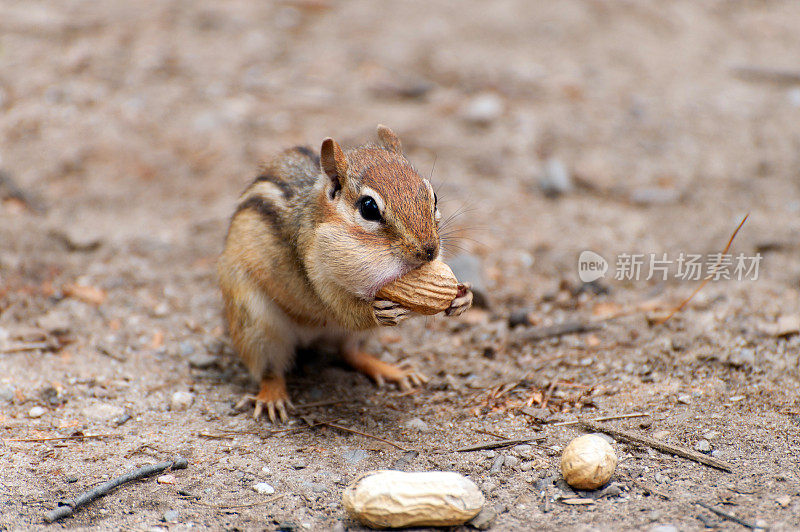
[[218, 125, 472, 422]]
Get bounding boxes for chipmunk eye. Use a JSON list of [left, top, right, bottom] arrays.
[[358, 196, 382, 222]]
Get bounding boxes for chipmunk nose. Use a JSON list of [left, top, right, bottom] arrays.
[[422, 243, 438, 262]]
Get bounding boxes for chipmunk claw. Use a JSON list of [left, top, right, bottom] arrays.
[[236, 376, 293, 423], [343, 349, 428, 391], [373, 299, 412, 326], [446, 283, 473, 317]]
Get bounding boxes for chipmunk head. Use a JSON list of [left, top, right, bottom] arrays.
[[315, 125, 441, 299]]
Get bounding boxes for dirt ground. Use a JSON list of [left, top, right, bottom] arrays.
[[2, 1, 800, 530]]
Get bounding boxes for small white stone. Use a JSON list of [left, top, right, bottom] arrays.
[[403, 418, 430, 432], [157, 474, 175, 484], [261, 466, 271, 474], [170, 391, 194, 411], [694, 439, 711, 452], [462, 93, 504, 125], [252, 482, 275, 494], [29, 406, 46, 418]]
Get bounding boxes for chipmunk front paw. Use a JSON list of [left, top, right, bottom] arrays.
[[445, 283, 473, 317], [236, 375, 294, 423], [373, 299, 412, 326]]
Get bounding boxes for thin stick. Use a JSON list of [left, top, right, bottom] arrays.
[[1, 341, 54, 354], [655, 214, 749, 325], [695, 501, 759, 529], [452, 436, 546, 453], [580, 420, 733, 472], [731, 65, 800, 85], [194, 493, 285, 509], [5, 434, 121, 443], [43, 457, 188, 523], [197, 433, 235, 440], [317, 421, 410, 451], [551, 413, 650, 427], [516, 321, 600, 342], [474, 428, 509, 439]]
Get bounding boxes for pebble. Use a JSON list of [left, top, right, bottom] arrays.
[[776, 494, 791, 508], [403, 418, 430, 432], [157, 474, 175, 485], [728, 348, 755, 367], [533, 476, 555, 492], [539, 158, 573, 197], [261, 466, 271, 474], [162, 510, 180, 523], [694, 439, 712, 453], [788, 88, 800, 108], [188, 353, 218, 369], [461, 93, 503, 125], [489, 454, 505, 474], [170, 391, 194, 411], [29, 406, 46, 418], [84, 403, 125, 421], [649, 526, 679, 532], [703, 430, 720, 440], [36, 309, 71, 333], [468, 506, 497, 530], [481, 480, 498, 493], [178, 342, 195, 356], [0, 386, 15, 403], [513, 444, 535, 459], [300, 481, 328, 494], [711, 450, 725, 459], [598, 483, 622, 498], [629, 188, 679, 206], [504, 455, 520, 469], [677, 394, 692, 404], [342, 449, 368, 465], [252, 482, 275, 494]]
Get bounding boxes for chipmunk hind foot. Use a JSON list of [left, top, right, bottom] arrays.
[[342, 347, 428, 391]]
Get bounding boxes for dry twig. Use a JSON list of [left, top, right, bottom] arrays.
[[194, 493, 285, 509], [655, 214, 748, 325], [516, 321, 600, 342], [43, 457, 188, 523], [5, 434, 121, 443], [551, 412, 650, 427], [316, 420, 410, 451], [451, 436, 546, 453], [731, 65, 800, 85], [1, 341, 58, 354], [580, 420, 733, 472], [695, 501, 759, 529]]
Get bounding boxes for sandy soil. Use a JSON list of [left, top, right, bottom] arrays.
[[2, 1, 800, 530]]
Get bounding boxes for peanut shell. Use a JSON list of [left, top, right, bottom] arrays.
[[560, 434, 618, 490], [376, 260, 458, 315], [342, 470, 484, 528]]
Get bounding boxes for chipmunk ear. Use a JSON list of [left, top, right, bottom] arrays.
[[376, 124, 402, 155], [320, 137, 348, 190]]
